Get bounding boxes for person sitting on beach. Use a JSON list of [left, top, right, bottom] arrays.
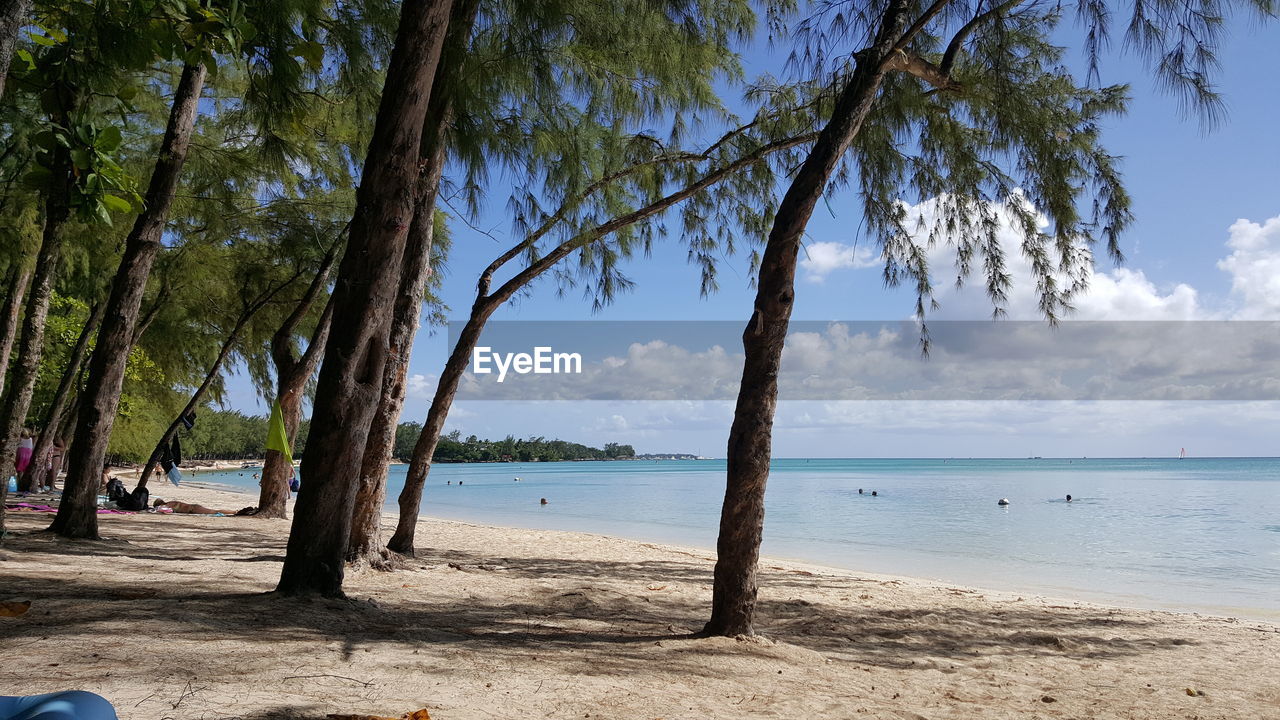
[[153, 498, 234, 515], [99, 463, 114, 493]]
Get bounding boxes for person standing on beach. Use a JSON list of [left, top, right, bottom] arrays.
[[41, 438, 65, 492], [14, 428, 33, 478]]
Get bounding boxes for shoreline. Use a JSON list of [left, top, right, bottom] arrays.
[[2, 482, 1277, 719], [140, 476, 1280, 625]]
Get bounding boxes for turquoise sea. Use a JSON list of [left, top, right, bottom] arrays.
[[197, 457, 1280, 620]]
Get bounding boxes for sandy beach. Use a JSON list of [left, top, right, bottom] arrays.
[[2, 481, 1277, 719]]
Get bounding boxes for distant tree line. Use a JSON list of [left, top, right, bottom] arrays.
[[105, 408, 629, 465], [406, 427, 633, 463]]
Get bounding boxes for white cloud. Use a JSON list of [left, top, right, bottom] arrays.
[[800, 240, 880, 281], [1218, 216, 1280, 319], [792, 200, 1280, 322], [406, 373, 437, 399], [1066, 268, 1203, 320]]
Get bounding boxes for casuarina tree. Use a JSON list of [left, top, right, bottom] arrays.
[[704, 0, 1274, 636]]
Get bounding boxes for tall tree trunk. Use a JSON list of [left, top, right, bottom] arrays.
[[0, 0, 33, 100], [0, 262, 33, 399], [21, 301, 102, 491], [51, 63, 206, 539], [257, 290, 336, 519], [346, 0, 474, 563], [0, 147, 71, 538], [702, 14, 911, 638], [276, 0, 455, 598], [345, 183, 440, 565]]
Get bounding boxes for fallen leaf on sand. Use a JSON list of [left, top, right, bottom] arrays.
[[0, 601, 32, 617], [647, 585, 667, 591]]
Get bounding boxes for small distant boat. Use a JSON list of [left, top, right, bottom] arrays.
[[1179, 447, 1187, 460]]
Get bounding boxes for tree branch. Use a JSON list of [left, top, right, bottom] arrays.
[[889, 0, 956, 57], [941, 0, 1028, 76], [883, 50, 959, 90], [476, 106, 826, 300], [485, 131, 821, 308], [270, 232, 343, 375]]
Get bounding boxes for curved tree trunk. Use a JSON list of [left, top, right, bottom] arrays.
[[1, 148, 71, 538], [701, 15, 909, 637], [257, 292, 335, 519], [0, 0, 33, 100], [21, 301, 102, 491], [276, 0, 455, 598], [0, 262, 33, 399], [51, 63, 207, 539]]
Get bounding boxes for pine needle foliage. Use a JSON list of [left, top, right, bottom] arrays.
[[768, 0, 1274, 329]]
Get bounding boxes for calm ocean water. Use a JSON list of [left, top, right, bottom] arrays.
[[198, 457, 1280, 620]]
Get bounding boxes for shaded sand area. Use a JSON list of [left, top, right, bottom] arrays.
[[2, 484, 1278, 719]]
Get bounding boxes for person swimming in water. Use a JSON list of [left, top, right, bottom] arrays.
[[1066, 494, 1073, 502]]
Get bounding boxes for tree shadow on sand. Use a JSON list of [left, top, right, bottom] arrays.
[[0, 512, 1203, 686]]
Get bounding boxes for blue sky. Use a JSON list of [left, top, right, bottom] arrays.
[[222, 11, 1280, 458]]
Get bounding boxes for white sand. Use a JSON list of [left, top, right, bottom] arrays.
[[2, 482, 1277, 719]]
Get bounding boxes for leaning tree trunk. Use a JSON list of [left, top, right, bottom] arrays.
[[702, 36, 906, 638], [276, 0, 455, 598], [136, 305, 256, 490], [51, 63, 206, 539], [0, 147, 71, 538], [0, 262, 33, 399], [386, 303, 491, 555], [21, 301, 102, 491], [0, 0, 33, 100], [257, 292, 335, 519]]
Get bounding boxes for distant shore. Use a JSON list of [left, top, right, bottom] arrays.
[[3, 482, 1277, 719]]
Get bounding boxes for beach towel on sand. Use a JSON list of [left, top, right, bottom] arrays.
[[6, 503, 134, 515]]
